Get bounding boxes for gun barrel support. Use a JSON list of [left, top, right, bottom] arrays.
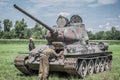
[[14, 4, 54, 32]]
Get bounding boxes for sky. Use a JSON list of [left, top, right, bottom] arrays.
[[0, 0, 120, 33]]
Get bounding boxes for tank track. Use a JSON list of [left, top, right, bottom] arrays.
[[64, 52, 112, 78], [14, 56, 33, 75], [14, 52, 112, 78]]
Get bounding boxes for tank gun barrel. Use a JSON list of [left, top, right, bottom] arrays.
[[13, 4, 54, 32]]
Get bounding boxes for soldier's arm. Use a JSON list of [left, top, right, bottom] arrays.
[[58, 51, 64, 56], [52, 50, 64, 57]]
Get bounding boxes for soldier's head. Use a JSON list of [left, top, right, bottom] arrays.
[[52, 42, 65, 50], [29, 37, 34, 42]]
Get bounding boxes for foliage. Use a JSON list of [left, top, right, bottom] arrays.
[[88, 27, 120, 40], [3, 19, 12, 32], [31, 23, 47, 39], [0, 21, 2, 38], [88, 31, 95, 39], [14, 19, 28, 39], [0, 21, 2, 32], [1, 19, 13, 39], [0, 19, 47, 39], [1, 31, 14, 39]]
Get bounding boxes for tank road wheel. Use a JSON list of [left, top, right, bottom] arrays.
[[94, 58, 100, 73], [78, 60, 87, 78], [99, 58, 105, 72], [87, 60, 94, 75], [108, 59, 112, 70], [104, 57, 109, 70], [75, 60, 79, 71]]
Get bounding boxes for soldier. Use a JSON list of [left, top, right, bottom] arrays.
[[29, 37, 35, 51], [38, 47, 64, 80]]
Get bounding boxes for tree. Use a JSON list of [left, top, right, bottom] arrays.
[[32, 23, 47, 39], [14, 19, 28, 39], [110, 27, 118, 40], [94, 31, 106, 40], [87, 31, 95, 40], [3, 19, 12, 32], [0, 21, 2, 32], [115, 30, 120, 40], [92, 26, 120, 40], [1, 19, 14, 39], [2, 31, 14, 39], [0, 21, 2, 38], [23, 28, 32, 39]]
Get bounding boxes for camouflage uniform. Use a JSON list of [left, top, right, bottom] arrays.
[[38, 47, 63, 80]]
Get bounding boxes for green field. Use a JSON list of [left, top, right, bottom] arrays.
[[0, 40, 120, 80]]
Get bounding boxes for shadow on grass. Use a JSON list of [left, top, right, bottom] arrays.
[[16, 72, 37, 77], [50, 72, 69, 78], [49, 72, 80, 80], [16, 71, 80, 80]]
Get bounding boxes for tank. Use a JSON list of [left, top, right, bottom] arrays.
[[14, 4, 112, 78]]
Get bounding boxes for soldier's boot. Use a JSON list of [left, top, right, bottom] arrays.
[[43, 73, 48, 80], [38, 73, 43, 80]]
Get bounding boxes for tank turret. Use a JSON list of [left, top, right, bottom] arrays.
[[14, 4, 88, 45]]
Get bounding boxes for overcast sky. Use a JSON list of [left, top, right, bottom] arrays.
[[0, 0, 120, 33]]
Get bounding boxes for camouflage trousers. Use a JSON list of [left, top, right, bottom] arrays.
[[38, 54, 49, 80]]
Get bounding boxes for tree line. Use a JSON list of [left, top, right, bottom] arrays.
[[88, 27, 120, 40], [0, 19, 120, 40], [0, 19, 47, 39]]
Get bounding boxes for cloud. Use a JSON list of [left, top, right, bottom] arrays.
[[105, 16, 120, 26], [106, 22, 110, 26], [106, 17, 117, 21], [29, 0, 75, 9], [118, 15, 120, 18], [27, 0, 76, 16], [105, 26, 111, 30], [98, 22, 111, 30], [58, 12, 70, 17], [99, 25, 103, 28], [105, 16, 120, 22], [0, 0, 8, 8], [98, 0, 117, 5], [84, 0, 96, 3], [87, 27, 94, 32], [98, 22, 120, 31], [88, 0, 117, 7], [99, 22, 110, 28], [27, 0, 89, 17], [28, 0, 118, 16], [115, 25, 119, 28]]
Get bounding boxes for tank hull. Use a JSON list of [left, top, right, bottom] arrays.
[[14, 51, 112, 78]]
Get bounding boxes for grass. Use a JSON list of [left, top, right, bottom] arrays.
[[90, 40, 120, 45], [0, 39, 47, 44], [0, 40, 120, 80]]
